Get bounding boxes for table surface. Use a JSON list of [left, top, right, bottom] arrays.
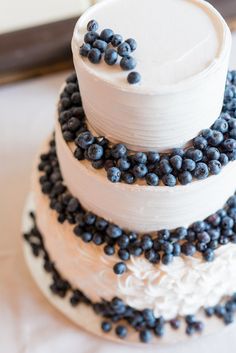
[[1, 33, 236, 353]]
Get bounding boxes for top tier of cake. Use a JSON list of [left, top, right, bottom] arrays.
[[72, 0, 231, 152]]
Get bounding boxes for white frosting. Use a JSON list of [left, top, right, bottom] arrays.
[[32, 161, 236, 321], [72, 0, 232, 151], [55, 123, 236, 233]]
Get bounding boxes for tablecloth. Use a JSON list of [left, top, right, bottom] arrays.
[[1, 33, 236, 353]]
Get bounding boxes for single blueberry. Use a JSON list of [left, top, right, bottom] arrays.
[[122, 172, 135, 184], [93, 232, 104, 245], [84, 31, 99, 44], [194, 162, 209, 180], [107, 167, 121, 183], [120, 56, 137, 70], [182, 158, 196, 172], [173, 243, 181, 257], [93, 39, 107, 53], [203, 249, 215, 262], [181, 242, 196, 256], [193, 136, 208, 150], [146, 173, 159, 186], [206, 147, 220, 160], [117, 158, 130, 171], [79, 43, 91, 57], [170, 319, 181, 329], [127, 71, 141, 84], [213, 118, 229, 133], [125, 38, 137, 52], [111, 34, 123, 47], [170, 155, 182, 170], [88, 48, 102, 64], [107, 224, 122, 238], [230, 128, 236, 139], [111, 144, 127, 159], [144, 249, 160, 264], [133, 152, 147, 164], [204, 307, 215, 317], [139, 329, 152, 343], [208, 160, 222, 175], [223, 138, 236, 151], [221, 216, 234, 229], [162, 253, 174, 265], [162, 174, 176, 187], [104, 48, 118, 65], [208, 130, 224, 146], [81, 232, 93, 243], [118, 249, 130, 261], [100, 28, 114, 43], [197, 231, 211, 243], [87, 19, 99, 32], [117, 234, 129, 249], [87, 144, 104, 160], [117, 42, 131, 57], [202, 128, 213, 139], [141, 234, 153, 251], [104, 245, 115, 256], [160, 159, 172, 174], [115, 325, 128, 338], [178, 171, 192, 185], [154, 324, 165, 337], [133, 164, 148, 178], [113, 262, 127, 275], [101, 321, 112, 332], [158, 229, 170, 241], [147, 151, 160, 163]]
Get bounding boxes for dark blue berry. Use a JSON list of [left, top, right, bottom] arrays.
[[125, 38, 137, 52], [173, 243, 181, 256], [93, 232, 104, 245], [193, 136, 208, 150], [208, 160, 222, 174], [162, 254, 173, 264], [208, 130, 224, 146], [204, 307, 215, 317], [192, 221, 206, 232], [107, 224, 122, 238], [100, 28, 114, 43], [147, 151, 160, 163], [101, 321, 112, 332], [117, 234, 129, 249], [215, 305, 226, 318], [162, 174, 176, 186], [95, 218, 108, 230], [118, 249, 130, 261], [158, 229, 170, 241], [84, 31, 99, 44], [127, 71, 141, 84], [202, 128, 213, 139], [117, 158, 130, 171], [113, 262, 127, 275], [160, 159, 172, 174], [181, 242, 196, 256], [120, 56, 137, 70], [74, 147, 84, 160], [107, 167, 121, 182], [145, 249, 160, 264], [230, 128, 236, 139], [104, 245, 115, 256], [221, 216, 234, 229], [154, 324, 165, 337], [178, 171, 192, 185], [93, 39, 107, 53], [197, 232, 211, 243], [196, 242, 207, 252], [79, 43, 91, 57], [117, 42, 131, 57], [203, 249, 215, 262], [133, 164, 148, 178], [186, 325, 195, 336], [87, 144, 104, 160], [206, 147, 220, 160], [115, 325, 127, 338], [187, 148, 203, 162], [87, 20, 99, 32], [170, 155, 182, 170], [111, 34, 123, 47], [224, 312, 234, 325], [88, 48, 102, 63], [139, 329, 152, 343], [213, 118, 228, 133], [75, 131, 95, 149], [81, 232, 93, 243], [133, 152, 147, 164], [182, 158, 196, 171], [111, 144, 127, 159], [146, 173, 159, 186], [122, 172, 135, 184], [186, 315, 196, 324], [194, 321, 204, 332], [170, 319, 181, 329], [194, 162, 209, 179], [161, 241, 174, 254], [84, 212, 96, 225], [223, 138, 236, 151], [141, 234, 153, 250], [104, 48, 118, 65]]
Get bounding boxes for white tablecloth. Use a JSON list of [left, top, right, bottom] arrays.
[[1, 33, 236, 353]]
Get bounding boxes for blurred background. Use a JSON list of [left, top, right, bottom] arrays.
[[0, 0, 236, 85]]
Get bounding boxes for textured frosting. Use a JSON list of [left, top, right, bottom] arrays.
[[55, 123, 236, 232], [32, 160, 236, 320], [72, 0, 232, 151]]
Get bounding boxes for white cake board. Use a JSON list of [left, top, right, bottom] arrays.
[[22, 194, 235, 346]]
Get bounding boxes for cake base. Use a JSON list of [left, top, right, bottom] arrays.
[[22, 193, 236, 346]]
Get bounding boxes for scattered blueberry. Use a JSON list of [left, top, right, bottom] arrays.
[[88, 48, 102, 63], [101, 321, 112, 332], [125, 38, 137, 52], [79, 43, 91, 57], [133, 164, 148, 178], [115, 325, 128, 338], [107, 167, 121, 183], [139, 329, 152, 343], [111, 144, 127, 159], [100, 28, 114, 43], [117, 42, 131, 57], [162, 174, 176, 187], [111, 34, 123, 47], [87, 144, 104, 160], [87, 19, 99, 32], [104, 48, 118, 65], [146, 173, 159, 186], [84, 31, 99, 45], [193, 162, 209, 180], [93, 39, 107, 53], [120, 56, 137, 70], [127, 71, 141, 84]]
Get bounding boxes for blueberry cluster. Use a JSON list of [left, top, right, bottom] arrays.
[[39, 138, 236, 274], [79, 20, 141, 84], [23, 216, 236, 343], [59, 71, 236, 186]]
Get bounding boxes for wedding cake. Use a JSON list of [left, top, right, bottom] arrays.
[[23, 0, 236, 345]]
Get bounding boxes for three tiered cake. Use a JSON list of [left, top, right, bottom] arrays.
[[23, 0, 236, 345]]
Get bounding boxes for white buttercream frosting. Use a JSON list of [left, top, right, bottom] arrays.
[[72, 0, 232, 151], [32, 156, 236, 320], [55, 123, 236, 233]]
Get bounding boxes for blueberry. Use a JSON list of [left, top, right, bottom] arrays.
[[223, 138, 236, 151], [81, 232, 93, 243], [208, 160, 222, 175], [127, 71, 141, 84], [144, 249, 160, 264], [162, 174, 176, 187], [173, 243, 181, 256], [139, 329, 152, 343], [117, 234, 129, 249], [170, 318, 181, 330], [74, 147, 84, 160], [115, 325, 127, 338], [118, 249, 130, 261], [111, 34, 123, 47], [224, 312, 234, 325], [107, 167, 121, 183], [122, 172, 135, 184], [79, 43, 91, 57], [204, 307, 215, 317], [185, 315, 196, 324], [154, 324, 165, 337], [186, 325, 195, 336], [147, 151, 160, 163], [120, 56, 137, 70], [215, 305, 226, 318], [133, 152, 147, 164], [100, 28, 114, 43], [158, 229, 170, 241], [203, 248, 215, 262], [227, 195, 236, 207], [193, 136, 208, 150], [160, 159, 172, 174], [182, 158, 196, 171], [104, 48, 118, 65], [93, 39, 107, 53], [193, 162, 209, 180], [141, 234, 153, 250], [95, 218, 108, 231], [213, 118, 229, 133], [117, 42, 131, 57], [194, 321, 204, 332], [124, 38, 137, 52], [93, 232, 104, 245], [101, 321, 112, 332], [117, 158, 130, 171], [87, 144, 104, 160], [146, 173, 159, 186], [181, 242, 196, 256], [162, 253, 173, 264], [230, 128, 236, 139], [107, 224, 122, 238], [87, 19, 99, 32], [229, 118, 236, 129], [206, 147, 220, 160], [104, 245, 115, 256], [111, 144, 127, 159], [170, 155, 182, 170], [197, 232, 211, 243], [130, 245, 143, 257], [133, 164, 148, 178], [221, 216, 234, 229], [202, 128, 213, 139], [88, 48, 102, 63], [84, 31, 99, 44], [178, 171, 192, 185], [208, 130, 224, 146]]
